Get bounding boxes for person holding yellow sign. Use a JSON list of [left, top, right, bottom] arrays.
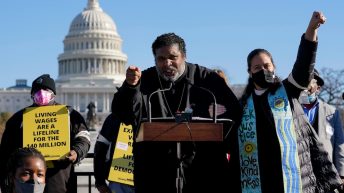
[[0, 74, 91, 193], [94, 113, 135, 193]]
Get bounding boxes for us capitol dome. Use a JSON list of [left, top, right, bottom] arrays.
[[55, 0, 127, 122], [0, 0, 128, 124]]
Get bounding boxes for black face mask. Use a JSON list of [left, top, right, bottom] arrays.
[[251, 69, 275, 89]]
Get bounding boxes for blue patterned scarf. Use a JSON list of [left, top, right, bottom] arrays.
[[238, 85, 302, 193]]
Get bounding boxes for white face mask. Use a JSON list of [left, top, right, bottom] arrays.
[[308, 92, 317, 103], [299, 90, 318, 104]]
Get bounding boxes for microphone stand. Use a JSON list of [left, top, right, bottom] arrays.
[[147, 82, 173, 123], [175, 79, 218, 193], [148, 79, 219, 193], [212, 100, 217, 123], [147, 82, 184, 193], [185, 78, 217, 123], [176, 142, 183, 193]]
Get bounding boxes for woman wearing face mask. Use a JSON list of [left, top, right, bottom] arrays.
[[227, 11, 344, 193], [5, 147, 46, 193]]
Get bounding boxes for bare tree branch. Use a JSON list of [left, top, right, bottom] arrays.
[[318, 67, 344, 108]]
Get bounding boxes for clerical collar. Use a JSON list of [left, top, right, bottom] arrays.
[[254, 88, 268, 96]]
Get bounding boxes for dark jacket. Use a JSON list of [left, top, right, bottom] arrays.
[[94, 113, 123, 187], [0, 103, 90, 193], [228, 34, 343, 193], [111, 63, 241, 193], [313, 100, 344, 177]]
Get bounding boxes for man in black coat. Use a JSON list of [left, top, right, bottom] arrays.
[[111, 33, 241, 193]]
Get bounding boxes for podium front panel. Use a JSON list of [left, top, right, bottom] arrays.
[[136, 122, 223, 142]]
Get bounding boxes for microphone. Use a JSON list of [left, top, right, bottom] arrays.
[[148, 82, 173, 122], [185, 78, 217, 123]]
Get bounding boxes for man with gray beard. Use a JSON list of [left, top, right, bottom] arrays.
[[111, 33, 241, 193]]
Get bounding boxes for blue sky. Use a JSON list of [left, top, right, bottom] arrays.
[[1, 0, 343, 88]]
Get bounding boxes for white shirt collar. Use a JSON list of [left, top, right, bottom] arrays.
[[254, 88, 268, 96]]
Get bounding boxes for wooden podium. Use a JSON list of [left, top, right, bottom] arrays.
[[135, 119, 226, 193], [136, 121, 223, 142]]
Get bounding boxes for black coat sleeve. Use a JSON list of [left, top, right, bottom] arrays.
[[111, 81, 142, 126], [0, 111, 24, 193], [94, 141, 110, 187], [69, 109, 91, 163], [286, 33, 318, 98], [203, 69, 242, 143], [93, 114, 121, 187]]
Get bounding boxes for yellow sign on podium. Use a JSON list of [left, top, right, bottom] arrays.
[[108, 123, 134, 186], [23, 105, 70, 161]]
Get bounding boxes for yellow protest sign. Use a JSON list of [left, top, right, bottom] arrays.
[[108, 123, 134, 186], [23, 105, 70, 161]]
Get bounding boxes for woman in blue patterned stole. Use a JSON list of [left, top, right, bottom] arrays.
[[228, 11, 344, 193]]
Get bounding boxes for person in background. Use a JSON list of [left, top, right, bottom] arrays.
[[213, 68, 229, 85], [111, 33, 241, 193], [228, 11, 344, 192], [94, 113, 135, 193], [300, 68, 344, 182], [0, 74, 91, 193], [210, 68, 230, 117], [5, 147, 46, 193]]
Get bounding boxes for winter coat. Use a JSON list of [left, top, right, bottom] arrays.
[[0, 103, 90, 193], [111, 62, 241, 193]]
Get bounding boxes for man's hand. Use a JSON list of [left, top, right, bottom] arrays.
[[126, 66, 141, 86], [66, 150, 78, 163], [305, 11, 326, 41], [208, 104, 227, 118]]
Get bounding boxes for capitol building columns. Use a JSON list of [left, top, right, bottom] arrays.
[[59, 58, 125, 76], [57, 91, 114, 114]]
